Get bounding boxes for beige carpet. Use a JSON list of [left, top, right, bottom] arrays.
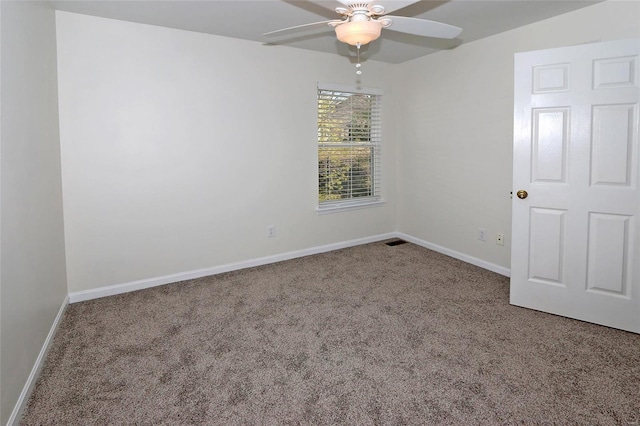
[[21, 241, 640, 425]]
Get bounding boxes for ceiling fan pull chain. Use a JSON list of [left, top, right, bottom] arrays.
[[356, 42, 362, 75]]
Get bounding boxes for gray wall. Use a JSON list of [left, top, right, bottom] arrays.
[[0, 2, 67, 423]]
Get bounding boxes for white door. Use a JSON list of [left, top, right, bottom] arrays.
[[511, 39, 640, 333]]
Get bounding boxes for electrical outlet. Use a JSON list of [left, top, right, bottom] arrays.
[[477, 228, 486, 242], [497, 232, 504, 246], [267, 225, 276, 238]]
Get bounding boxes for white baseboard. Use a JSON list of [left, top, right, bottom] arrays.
[[69, 231, 510, 304], [396, 232, 511, 277], [7, 295, 69, 426], [68, 233, 398, 303]]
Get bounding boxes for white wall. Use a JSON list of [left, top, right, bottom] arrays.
[[56, 12, 397, 294], [0, 1, 67, 424], [394, 0, 640, 270]]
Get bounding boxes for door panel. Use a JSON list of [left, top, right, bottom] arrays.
[[593, 56, 637, 89], [511, 39, 640, 333], [591, 104, 636, 186], [532, 108, 569, 182], [586, 213, 632, 297], [529, 208, 566, 285]]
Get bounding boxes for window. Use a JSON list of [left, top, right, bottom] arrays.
[[317, 83, 383, 213]]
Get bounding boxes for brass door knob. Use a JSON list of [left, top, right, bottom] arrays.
[[516, 190, 528, 199]]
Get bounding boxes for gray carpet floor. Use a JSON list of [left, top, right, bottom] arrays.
[[21, 241, 640, 425]]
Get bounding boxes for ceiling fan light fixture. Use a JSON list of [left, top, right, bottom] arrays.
[[335, 20, 382, 46]]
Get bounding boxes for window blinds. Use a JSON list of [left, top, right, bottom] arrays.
[[317, 86, 382, 208]]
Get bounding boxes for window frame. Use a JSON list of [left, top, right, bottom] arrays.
[[316, 83, 384, 214]]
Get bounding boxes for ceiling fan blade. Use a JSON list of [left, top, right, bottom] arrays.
[[384, 16, 462, 39], [263, 20, 341, 37]]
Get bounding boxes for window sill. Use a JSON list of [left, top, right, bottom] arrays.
[[316, 199, 386, 215]]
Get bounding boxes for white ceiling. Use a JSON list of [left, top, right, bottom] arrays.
[[49, 0, 602, 64]]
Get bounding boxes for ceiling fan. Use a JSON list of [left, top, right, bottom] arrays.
[[264, 0, 462, 71]]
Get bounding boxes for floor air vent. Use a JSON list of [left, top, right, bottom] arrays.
[[385, 239, 408, 246]]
